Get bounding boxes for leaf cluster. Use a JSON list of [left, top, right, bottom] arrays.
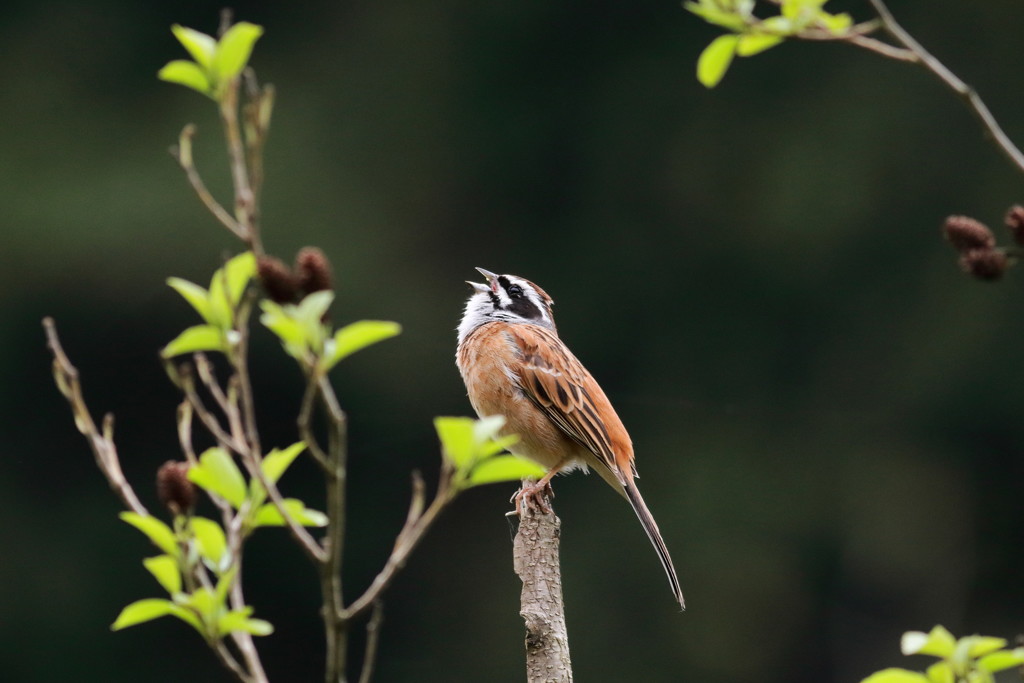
[[159, 23, 264, 100], [862, 626, 1024, 683], [685, 0, 854, 87]]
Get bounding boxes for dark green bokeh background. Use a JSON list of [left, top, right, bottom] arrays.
[[4, 1, 1024, 681]]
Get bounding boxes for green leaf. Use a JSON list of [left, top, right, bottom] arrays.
[[434, 416, 476, 467], [978, 648, 1024, 673], [466, 454, 546, 487], [189, 448, 247, 508], [683, 3, 748, 31], [818, 12, 853, 34], [925, 661, 953, 683], [167, 277, 214, 323], [260, 300, 310, 359], [190, 517, 228, 570], [111, 598, 202, 633], [697, 34, 739, 88], [170, 25, 216, 69], [161, 324, 227, 358], [252, 499, 328, 528], [158, 60, 211, 95], [321, 320, 402, 371], [213, 22, 264, 84], [249, 442, 305, 507], [478, 433, 520, 459], [208, 252, 256, 330], [143, 555, 181, 595], [214, 565, 238, 605], [859, 669, 930, 683], [184, 586, 218, 625], [736, 33, 784, 57], [120, 512, 179, 558], [963, 636, 1007, 658], [902, 626, 956, 658], [219, 609, 274, 636], [262, 442, 306, 484]]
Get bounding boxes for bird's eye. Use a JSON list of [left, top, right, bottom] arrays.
[[507, 284, 523, 298]]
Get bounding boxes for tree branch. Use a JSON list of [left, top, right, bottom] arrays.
[[513, 489, 572, 683], [864, 0, 1024, 174], [43, 318, 148, 516]]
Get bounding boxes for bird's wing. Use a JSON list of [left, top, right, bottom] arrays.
[[507, 325, 633, 480]]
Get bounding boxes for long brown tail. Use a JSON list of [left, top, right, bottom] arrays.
[[623, 478, 685, 609]]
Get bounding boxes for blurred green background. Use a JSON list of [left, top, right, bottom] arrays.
[[4, 0, 1024, 681]]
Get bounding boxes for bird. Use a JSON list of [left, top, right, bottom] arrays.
[[456, 267, 684, 609]]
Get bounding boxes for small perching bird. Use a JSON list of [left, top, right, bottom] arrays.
[[456, 268, 684, 609]]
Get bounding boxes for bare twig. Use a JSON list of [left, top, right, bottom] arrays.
[[513, 488, 572, 683], [213, 641, 253, 683], [863, 0, 1024, 174], [356, 601, 385, 683], [219, 80, 263, 256], [297, 372, 332, 473], [343, 471, 453, 621], [172, 125, 246, 239], [43, 318, 148, 516]]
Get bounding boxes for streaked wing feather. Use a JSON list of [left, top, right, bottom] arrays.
[[509, 326, 619, 474]]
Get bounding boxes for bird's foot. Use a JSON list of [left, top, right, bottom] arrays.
[[511, 479, 554, 515]]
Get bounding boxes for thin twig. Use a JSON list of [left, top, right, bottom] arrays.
[[219, 80, 263, 256], [297, 372, 332, 473], [213, 641, 253, 683], [172, 125, 246, 239], [317, 376, 349, 683], [865, 0, 1024, 174], [343, 472, 452, 621], [43, 318, 148, 516], [356, 601, 385, 683]]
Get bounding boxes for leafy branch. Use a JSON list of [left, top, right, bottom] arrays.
[[861, 625, 1024, 683], [45, 16, 547, 683], [686, 0, 1024, 176]]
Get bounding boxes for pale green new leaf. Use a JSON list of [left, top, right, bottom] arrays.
[[111, 598, 202, 633], [859, 669, 929, 683], [472, 414, 507, 443], [189, 448, 247, 508], [120, 512, 179, 558], [161, 324, 226, 358], [190, 517, 228, 570], [683, 3, 747, 31], [321, 320, 402, 371], [171, 25, 216, 69], [219, 609, 274, 636], [166, 277, 213, 323], [818, 12, 853, 34], [260, 300, 309, 359], [925, 661, 953, 683], [697, 35, 739, 88], [466, 454, 546, 487], [250, 442, 306, 506], [208, 252, 256, 329], [158, 60, 211, 95], [736, 33, 784, 57], [143, 555, 181, 595], [215, 565, 239, 605], [213, 22, 264, 84], [252, 499, 328, 528], [902, 626, 956, 658], [478, 433, 520, 459], [434, 416, 476, 467], [262, 442, 306, 484], [978, 648, 1024, 673], [963, 636, 1007, 659]]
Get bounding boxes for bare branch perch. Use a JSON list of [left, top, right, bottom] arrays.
[[513, 489, 572, 683], [43, 317, 148, 516]]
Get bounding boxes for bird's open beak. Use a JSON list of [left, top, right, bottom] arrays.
[[468, 267, 499, 294]]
